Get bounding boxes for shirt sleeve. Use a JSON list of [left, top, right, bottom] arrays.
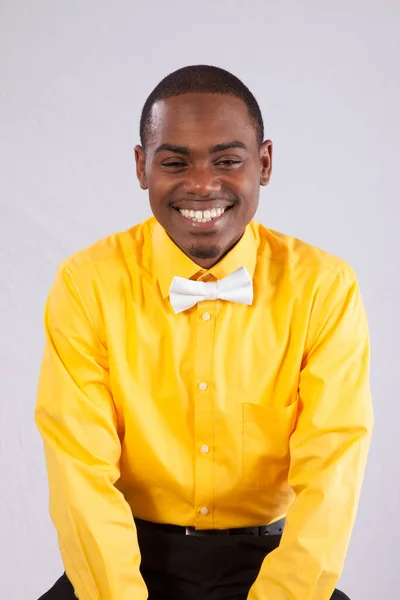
[[35, 264, 148, 600], [247, 265, 373, 600]]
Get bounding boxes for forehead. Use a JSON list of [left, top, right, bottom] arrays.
[[146, 93, 257, 150]]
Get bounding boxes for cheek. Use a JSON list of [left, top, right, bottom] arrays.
[[237, 177, 259, 211], [234, 166, 259, 195], [147, 179, 170, 211]]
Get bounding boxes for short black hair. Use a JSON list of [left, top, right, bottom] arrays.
[[140, 65, 264, 148]]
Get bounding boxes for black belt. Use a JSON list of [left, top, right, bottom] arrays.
[[135, 517, 285, 537]]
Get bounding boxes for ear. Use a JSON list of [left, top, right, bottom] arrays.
[[134, 145, 148, 190], [260, 140, 273, 186]]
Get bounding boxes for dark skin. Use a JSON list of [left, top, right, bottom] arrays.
[[134, 93, 273, 269]]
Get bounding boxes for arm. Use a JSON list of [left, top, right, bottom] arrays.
[[248, 265, 373, 600], [35, 264, 148, 600]]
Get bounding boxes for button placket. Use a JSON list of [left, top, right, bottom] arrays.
[[193, 299, 215, 528]]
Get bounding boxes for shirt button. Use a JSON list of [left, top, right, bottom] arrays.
[[202, 312, 211, 321], [199, 382, 208, 391], [200, 507, 209, 516], [200, 444, 209, 454]]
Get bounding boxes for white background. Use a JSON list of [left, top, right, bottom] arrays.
[[1, 1, 399, 598]]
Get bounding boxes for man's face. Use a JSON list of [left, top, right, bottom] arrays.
[[135, 93, 272, 268]]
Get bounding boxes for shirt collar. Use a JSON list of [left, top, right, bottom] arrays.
[[152, 221, 258, 299]]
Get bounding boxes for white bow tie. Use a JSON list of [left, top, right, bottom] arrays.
[[169, 266, 253, 314]]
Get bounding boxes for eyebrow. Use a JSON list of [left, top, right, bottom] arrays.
[[154, 141, 248, 156], [210, 141, 248, 153], [154, 144, 190, 156]]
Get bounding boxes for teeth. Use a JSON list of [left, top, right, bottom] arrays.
[[178, 207, 226, 222]]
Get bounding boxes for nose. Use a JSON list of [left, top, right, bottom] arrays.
[[181, 167, 222, 197]]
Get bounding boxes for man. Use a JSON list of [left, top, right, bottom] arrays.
[[35, 65, 372, 600]]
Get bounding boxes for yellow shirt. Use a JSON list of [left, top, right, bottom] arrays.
[[35, 217, 373, 600]]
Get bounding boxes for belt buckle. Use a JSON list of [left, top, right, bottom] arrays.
[[185, 526, 213, 536]]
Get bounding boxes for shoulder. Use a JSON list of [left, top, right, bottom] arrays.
[[251, 221, 347, 273], [50, 218, 157, 315], [57, 217, 156, 283], [48, 218, 156, 337], [62, 217, 155, 271], [250, 221, 357, 290]]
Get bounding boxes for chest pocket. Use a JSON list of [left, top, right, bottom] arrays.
[[242, 401, 298, 489]]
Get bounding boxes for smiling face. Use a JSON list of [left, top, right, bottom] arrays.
[[135, 93, 272, 268]]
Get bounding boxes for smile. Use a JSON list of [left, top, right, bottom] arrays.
[[178, 207, 226, 223]]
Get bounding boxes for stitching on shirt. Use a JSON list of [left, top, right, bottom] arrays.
[[59, 540, 96, 600], [301, 265, 357, 362], [257, 250, 346, 275], [61, 266, 107, 354]]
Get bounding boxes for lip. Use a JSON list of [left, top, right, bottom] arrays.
[[171, 201, 234, 211]]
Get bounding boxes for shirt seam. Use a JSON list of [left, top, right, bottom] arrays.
[[65, 247, 141, 272], [61, 265, 108, 355], [302, 264, 356, 362], [257, 250, 346, 275]]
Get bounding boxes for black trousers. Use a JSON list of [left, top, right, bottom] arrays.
[[38, 526, 350, 600]]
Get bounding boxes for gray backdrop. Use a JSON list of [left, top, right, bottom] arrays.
[[1, 1, 398, 598]]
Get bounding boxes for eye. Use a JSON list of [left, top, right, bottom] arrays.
[[162, 161, 188, 169], [216, 159, 243, 167]]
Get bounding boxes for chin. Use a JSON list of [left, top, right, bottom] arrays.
[[188, 243, 222, 261]]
